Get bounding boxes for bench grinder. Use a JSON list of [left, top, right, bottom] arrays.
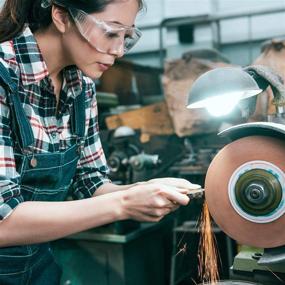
[[205, 122, 285, 285]]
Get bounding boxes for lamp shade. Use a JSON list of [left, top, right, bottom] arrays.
[[187, 67, 263, 111]]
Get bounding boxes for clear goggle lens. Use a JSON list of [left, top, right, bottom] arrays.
[[69, 8, 142, 54]]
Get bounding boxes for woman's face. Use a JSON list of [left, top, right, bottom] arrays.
[[62, 0, 140, 79]]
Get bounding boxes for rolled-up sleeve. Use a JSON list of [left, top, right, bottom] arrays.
[[71, 85, 111, 200], [0, 85, 24, 220]]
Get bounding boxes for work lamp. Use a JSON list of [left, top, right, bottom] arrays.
[[187, 66, 285, 122]]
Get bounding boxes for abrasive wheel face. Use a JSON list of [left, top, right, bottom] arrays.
[[205, 135, 285, 248]]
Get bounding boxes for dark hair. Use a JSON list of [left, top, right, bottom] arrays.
[[0, 0, 145, 42]]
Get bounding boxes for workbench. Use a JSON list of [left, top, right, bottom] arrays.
[[52, 219, 173, 285]]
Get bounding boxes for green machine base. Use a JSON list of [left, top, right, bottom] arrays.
[[230, 246, 285, 285]]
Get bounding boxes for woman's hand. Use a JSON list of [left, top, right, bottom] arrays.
[[144, 177, 201, 191], [120, 180, 195, 222]]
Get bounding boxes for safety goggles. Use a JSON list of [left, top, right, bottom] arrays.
[[68, 8, 142, 54]]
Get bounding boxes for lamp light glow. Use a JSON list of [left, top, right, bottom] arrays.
[[204, 92, 243, 117], [188, 90, 262, 117], [187, 68, 263, 117]]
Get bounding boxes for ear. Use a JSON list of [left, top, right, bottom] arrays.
[[51, 6, 71, 33]]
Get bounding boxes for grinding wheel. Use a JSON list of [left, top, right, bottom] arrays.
[[205, 135, 285, 248]]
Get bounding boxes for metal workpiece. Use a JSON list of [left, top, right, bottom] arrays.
[[187, 188, 205, 199]]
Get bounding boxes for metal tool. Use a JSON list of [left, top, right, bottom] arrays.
[[187, 188, 205, 199]]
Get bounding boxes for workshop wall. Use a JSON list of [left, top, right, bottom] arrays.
[[126, 0, 285, 67], [1, 0, 284, 67]]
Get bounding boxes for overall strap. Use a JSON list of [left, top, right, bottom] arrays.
[[72, 80, 86, 151], [0, 61, 34, 149]]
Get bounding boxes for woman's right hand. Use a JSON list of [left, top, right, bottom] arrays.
[[119, 182, 190, 222]]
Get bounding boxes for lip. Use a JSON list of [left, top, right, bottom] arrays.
[[97, 62, 113, 72]]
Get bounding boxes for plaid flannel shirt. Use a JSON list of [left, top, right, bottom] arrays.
[[0, 26, 110, 220]]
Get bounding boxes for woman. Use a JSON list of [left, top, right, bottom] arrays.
[[0, 0, 200, 284]]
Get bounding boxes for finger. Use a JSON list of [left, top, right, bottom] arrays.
[[138, 206, 176, 222], [164, 202, 180, 211], [151, 208, 172, 217], [158, 185, 190, 206], [133, 213, 163, 223], [170, 179, 201, 190], [171, 205, 180, 212], [160, 199, 178, 209], [175, 188, 190, 195], [137, 213, 164, 222], [143, 216, 164, 223], [142, 205, 177, 221], [160, 185, 193, 195], [138, 183, 189, 205], [150, 178, 201, 191], [163, 203, 179, 212], [151, 195, 175, 209]]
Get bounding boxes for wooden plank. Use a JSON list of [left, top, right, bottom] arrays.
[[105, 101, 174, 135]]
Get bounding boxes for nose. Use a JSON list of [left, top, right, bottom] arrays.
[[108, 39, 125, 58]]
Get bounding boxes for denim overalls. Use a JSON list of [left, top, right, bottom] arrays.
[[0, 62, 86, 284]]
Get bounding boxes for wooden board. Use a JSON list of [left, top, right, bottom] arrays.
[[105, 101, 174, 135]]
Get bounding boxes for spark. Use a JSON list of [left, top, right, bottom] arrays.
[[175, 243, 188, 257], [197, 202, 220, 284], [265, 266, 285, 284]]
